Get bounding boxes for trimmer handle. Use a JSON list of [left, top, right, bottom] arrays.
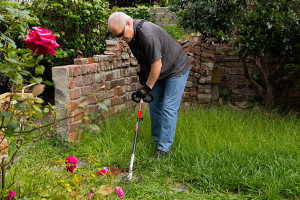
[[131, 92, 154, 103]]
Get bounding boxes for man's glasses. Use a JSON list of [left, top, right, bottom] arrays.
[[116, 26, 125, 38]]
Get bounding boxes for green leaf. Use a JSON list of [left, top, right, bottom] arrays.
[[44, 80, 54, 86], [33, 113, 43, 119], [0, 111, 14, 118], [31, 77, 43, 84], [6, 58, 23, 65], [34, 97, 44, 104], [35, 65, 45, 74], [7, 119, 19, 130], [90, 113, 97, 120], [36, 54, 44, 61], [33, 105, 42, 113], [44, 108, 50, 113], [79, 123, 88, 129], [90, 124, 100, 131], [97, 103, 108, 111]]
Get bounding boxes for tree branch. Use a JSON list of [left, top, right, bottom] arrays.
[[241, 50, 265, 95]]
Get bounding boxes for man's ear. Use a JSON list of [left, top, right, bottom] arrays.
[[126, 20, 132, 26]]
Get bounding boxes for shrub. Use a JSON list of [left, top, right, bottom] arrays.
[[112, 5, 151, 20], [171, 0, 300, 107], [29, 0, 110, 65]]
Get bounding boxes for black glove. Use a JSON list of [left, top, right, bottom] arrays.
[[137, 71, 147, 85], [136, 84, 152, 99]]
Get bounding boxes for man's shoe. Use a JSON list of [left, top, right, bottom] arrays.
[[152, 150, 167, 160]]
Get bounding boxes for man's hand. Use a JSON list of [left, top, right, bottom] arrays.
[[136, 84, 152, 99]]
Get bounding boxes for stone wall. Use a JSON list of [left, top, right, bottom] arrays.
[[52, 35, 299, 140], [52, 38, 215, 140], [149, 7, 177, 27]]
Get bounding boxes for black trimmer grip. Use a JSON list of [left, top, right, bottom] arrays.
[[131, 92, 154, 103]]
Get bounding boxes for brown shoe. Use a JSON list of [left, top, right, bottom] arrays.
[[152, 150, 168, 160]]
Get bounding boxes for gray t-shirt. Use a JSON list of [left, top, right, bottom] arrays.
[[128, 20, 190, 82]]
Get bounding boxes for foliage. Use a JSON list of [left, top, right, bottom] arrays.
[[108, 0, 170, 7], [170, 0, 300, 107], [29, 0, 109, 65], [0, 17, 107, 195], [0, 1, 39, 49], [112, 5, 151, 21], [161, 24, 189, 41]]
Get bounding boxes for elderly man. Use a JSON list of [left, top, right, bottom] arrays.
[[108, 12, 190, 159]]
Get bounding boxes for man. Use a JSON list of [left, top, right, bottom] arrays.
[[108, 12, 190, 159]]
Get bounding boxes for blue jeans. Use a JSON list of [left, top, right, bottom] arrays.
[[149, 67, 190, 152]]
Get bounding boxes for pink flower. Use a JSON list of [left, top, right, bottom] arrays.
[[87, 192, 93, 199], [65, 156, 77, 173], [23, 26, 59, 55], [116, 187, 124, 198], [97, 167, 109, 176], [6, 190, 15, 200]]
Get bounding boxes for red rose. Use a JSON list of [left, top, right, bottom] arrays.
[[23, 26, 59, 55]]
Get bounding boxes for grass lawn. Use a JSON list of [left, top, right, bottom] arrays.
[[7, 105, 300, 199]]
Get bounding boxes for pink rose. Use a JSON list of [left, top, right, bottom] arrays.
[[23, 26, 59, 55], [6, 190, 15, 200], [116, 187, 124, 198], [65, 156, 77, 173], [87, 192, 93, 199], [97, 167, 109, 176]]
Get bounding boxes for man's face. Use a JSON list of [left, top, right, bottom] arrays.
[[111, 21, 133, 43]]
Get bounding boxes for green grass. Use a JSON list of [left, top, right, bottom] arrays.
[[7, 106, 300, 199]]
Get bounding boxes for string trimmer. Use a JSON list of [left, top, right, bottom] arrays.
[[126, 92, 153, 181]]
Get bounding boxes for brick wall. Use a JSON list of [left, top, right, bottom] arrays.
[[52, 35, 299, 140], [52, 37, 215, 140]]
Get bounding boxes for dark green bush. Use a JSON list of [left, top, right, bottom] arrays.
[[170, 0, 300, 107], [112, 6, 150, 20], [29, 0, 109, 65]]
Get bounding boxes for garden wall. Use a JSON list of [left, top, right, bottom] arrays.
[[52, 35, 299, 141], [52, 37, 215, 141]]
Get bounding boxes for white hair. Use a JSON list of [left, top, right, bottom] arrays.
[[108, 12, 133, 31]]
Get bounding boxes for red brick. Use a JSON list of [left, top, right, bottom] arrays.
[[69, 121, 82, 133], [198, 99, 205, 104], [87, 95, 97, 104], [86, 105, 97, 115], [0, 139, 8, 154], [69, 78, 74, 89], [110, 106, 117, 115], [106, 73, 113, 81], [81, 86, 92, 96], [74, 76, 84, 87], [88, 58, 94, 63], [74, 109, 84, 121], [82, 65, 88, 74], [114, 86, 122, 95], [111, 96, 118, 106], [73, 66, 81, 76], [74, 58, 89, 65], [106, 45, 122, 51], [69, 101, 79, 111], [69, 132, 82, 142], [70, 88, 81, 100], [69, 67, 73, 77]]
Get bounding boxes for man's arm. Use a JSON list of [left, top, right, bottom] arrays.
[[146, 59, 162, 89]]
